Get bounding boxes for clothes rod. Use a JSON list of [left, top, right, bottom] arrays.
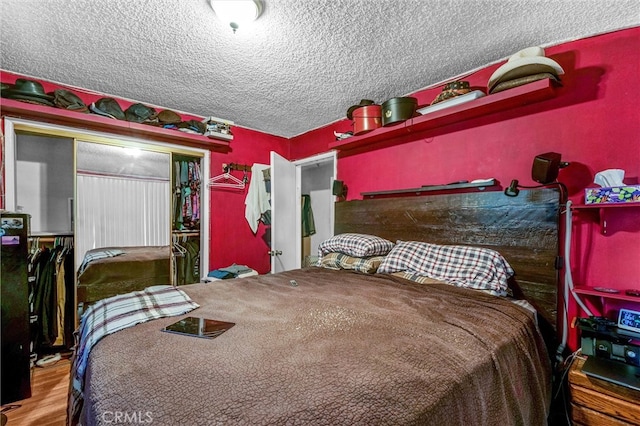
[[29, 232, 74, 238], [30, 236, 57, 243]]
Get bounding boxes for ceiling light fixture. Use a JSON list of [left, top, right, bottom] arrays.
[[210, 0, 264, 33]]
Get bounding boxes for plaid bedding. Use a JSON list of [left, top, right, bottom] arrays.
[[317, 252, 386, 274], [378, 241, 514, 295], [389, 271, 537, 312], [78, 248, 125, 275], [318, 233, 394, 258], [68, 285, 199, 426]]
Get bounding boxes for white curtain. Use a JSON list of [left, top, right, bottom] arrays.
[[75, 142, 170, 269]]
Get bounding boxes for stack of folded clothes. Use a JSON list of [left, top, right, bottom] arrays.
[[205, 264, 258, 281]]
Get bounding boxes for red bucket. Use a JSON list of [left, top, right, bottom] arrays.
[[352, 105, 382, 135]]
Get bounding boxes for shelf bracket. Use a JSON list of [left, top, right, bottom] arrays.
[[598, 207, 607, 235]]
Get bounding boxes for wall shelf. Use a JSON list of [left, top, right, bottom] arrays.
[[572, 202, 640, 234], [329, 78, 558, 152], [361, 179, 496, 198], [571, 201, 640, 315], [573, 285, 640, 304], [0, 98, 231, 152]]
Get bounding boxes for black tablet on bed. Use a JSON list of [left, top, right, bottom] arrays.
[[162, 316, 235, 339]]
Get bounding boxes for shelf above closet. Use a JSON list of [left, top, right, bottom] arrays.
[[329, 78, 558, 152], [0, 98, 231, 152]]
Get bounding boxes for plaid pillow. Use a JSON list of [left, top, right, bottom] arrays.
[[390, 271, 446, 284], [390, 271, 508, 297], [318, 252, 385, 274], [318, 233, 394, 258], [378, 241, 514, 294]]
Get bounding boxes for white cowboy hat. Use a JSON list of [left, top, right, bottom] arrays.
[[487, 46, 564, 92]]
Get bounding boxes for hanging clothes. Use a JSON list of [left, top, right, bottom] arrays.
[[262, 168, 271, 193], [173, 237, 200, 285], [184, 238, 200, 284], [54, 253, 66, 346], [28, 240, 74, 350], [301, 194, 316, 237], [244, 163, 271, 234], [173, 159, 202, 231], [32, 247, 57, 347]]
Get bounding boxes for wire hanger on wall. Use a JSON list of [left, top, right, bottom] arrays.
[[207, 170, 246, 190]]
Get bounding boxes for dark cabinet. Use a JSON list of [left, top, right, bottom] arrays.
[[1, 212, 32, 404]]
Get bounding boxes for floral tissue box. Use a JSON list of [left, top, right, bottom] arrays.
[[585, 186, 640, 204]]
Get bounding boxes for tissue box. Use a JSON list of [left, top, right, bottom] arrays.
[[585, 186, 640, 204]]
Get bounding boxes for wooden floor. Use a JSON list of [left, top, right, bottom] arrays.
[[2, 359, 70, 426]]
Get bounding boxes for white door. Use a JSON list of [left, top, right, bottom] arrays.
[[270, 151, 299, 273]]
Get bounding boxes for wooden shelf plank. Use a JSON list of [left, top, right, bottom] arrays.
[[572, 203, 640, 234], [329, 78, 557, 152], [361, 179, 496, 197], [573, 285, 640, 303], [1, 98, 232, 151], [572, 203, 640, 209]]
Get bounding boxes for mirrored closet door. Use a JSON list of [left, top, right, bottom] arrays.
[[75, 141, 171, 269]]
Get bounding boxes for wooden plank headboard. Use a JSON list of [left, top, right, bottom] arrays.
[[335, 188, 561, 331]]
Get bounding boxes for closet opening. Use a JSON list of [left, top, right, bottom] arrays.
[[172, 153, 204, 285], [14, 132, 75, 362], [3, 118, 211, 364]]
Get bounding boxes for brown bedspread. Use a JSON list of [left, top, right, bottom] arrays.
[[79, 267, 551, 425], [77, 246, 171, 305]]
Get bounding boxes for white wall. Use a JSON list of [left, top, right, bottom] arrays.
[[301, 162, 333, 256], [15, 134, 73, 233]]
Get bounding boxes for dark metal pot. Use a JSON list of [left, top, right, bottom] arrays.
[[381, 97, 418, 126]]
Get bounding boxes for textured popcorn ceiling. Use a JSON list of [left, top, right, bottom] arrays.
[[1, 1, 638, 138]]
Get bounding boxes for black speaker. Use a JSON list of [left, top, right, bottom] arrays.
[[332, 180, 346, 198], [531, 152, 562, 184]]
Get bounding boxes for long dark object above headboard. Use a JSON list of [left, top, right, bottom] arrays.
[[335, 188, 561, 330]]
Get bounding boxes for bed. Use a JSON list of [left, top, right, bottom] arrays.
[[76, 246, 171, 309], [69, 188, 560, 426]]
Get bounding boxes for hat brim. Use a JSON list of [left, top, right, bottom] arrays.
[[3, 92, 55, 106], [488, 57, 564, 91], [490, 72, 561, 94], [157, 111, 182, 124], [89, 103, 119, 119]]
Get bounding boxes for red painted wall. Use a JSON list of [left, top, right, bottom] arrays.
[[291, 27, 640, 350], [0, 69, 288, 275], [208, 127, 288, 274], [2, 28, 638, 350]]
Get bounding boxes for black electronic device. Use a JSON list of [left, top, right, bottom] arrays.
[[332, 180, 347, 199], [531, 152, 566, 184], [578, 316, 640, 367], [162, 316, 235, 339], [532, 152, 560, 183], [618, 308, 640, 334], [581, 356, 640, 392]]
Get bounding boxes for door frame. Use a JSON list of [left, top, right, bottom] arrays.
[[270, 150, 337, 273]]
